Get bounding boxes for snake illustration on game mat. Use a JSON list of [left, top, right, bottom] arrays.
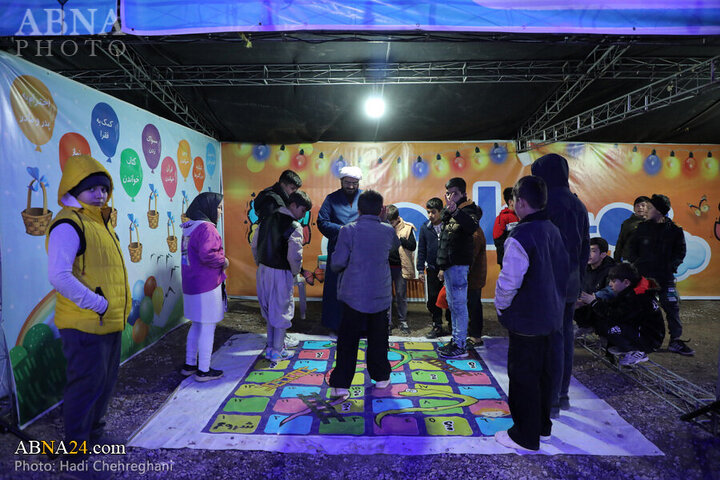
[[374, 388, 479, 427]]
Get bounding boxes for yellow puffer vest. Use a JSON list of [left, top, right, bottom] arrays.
[[47, 205, 131, 334]]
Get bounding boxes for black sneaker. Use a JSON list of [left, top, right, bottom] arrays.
[[400, 323, 411, 335], [668, 339, 695, 356], [438, 340, 468, 359], [195, 368, 224, 382], [426, 326, 443, 339], [466, 337, 484, 348], [180, 363, 198, 376]]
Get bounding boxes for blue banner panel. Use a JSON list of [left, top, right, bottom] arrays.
[[120, 0, 720, 36], [0, 0, 117, 36]]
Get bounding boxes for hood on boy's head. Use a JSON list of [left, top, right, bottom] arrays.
[[57, 155, 114, 206], [531, 153, 569, 189], [185, 192, 223, 225]]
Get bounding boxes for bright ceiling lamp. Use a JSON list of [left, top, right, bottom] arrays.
[[364, 96, 385, 119]]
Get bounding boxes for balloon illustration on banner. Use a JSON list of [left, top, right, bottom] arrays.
[[58, 132, 91, 171], [490, 143, 508, 164], [206, 143, 217, 177], [432, 153, 450, 177], [10, 75, 57, 152], [663, 151, 681, 179], [472, 146, 489, 170], [252, 144, 270, 161], [120, 148, 143, 201], [643, 149, 661, 176], [412, 155, 429, 179], [627, 146, 643, 173], [272, 144, 290, 168], [331, 155, 347, 178], [451, 151, 466, 172], [193, 156, 206, 192], [292, 149, 308, 171], [177, 140, 192, 181], [161, 156, 177, 201], [141, 124, 161, 173], [90, 102, 120, 163], [702, 151, 718, 180], [683, 152, 697, 177]]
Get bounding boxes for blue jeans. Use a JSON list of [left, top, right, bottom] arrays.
[[550, 301, 575, 408], [444, 265, 469, 349]]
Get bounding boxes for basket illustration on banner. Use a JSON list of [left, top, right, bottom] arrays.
[[180, 190, 189, 223], [166, 211, 177, 252], [109, 196, 118, 228], [147, 184, 159, 229], [127, 214, 142, 263], [21, 167, 53, 236]]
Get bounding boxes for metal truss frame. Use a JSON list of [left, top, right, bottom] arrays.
[[518, 43, 630, 142], [516, 55, 720, 152], [93, 43, 216, 138], [58, 57, 711, 89], [578, 337, 719, 436]]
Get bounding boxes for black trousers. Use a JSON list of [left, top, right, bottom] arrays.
[[59, 329, 121, 444], [329, 303, 391, 389], [507, 331, 553, 450], [467, 288, 484, 338], [426, 267, 451, 329]]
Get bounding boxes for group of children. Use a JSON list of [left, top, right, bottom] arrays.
[[47, 155, 690, 457]]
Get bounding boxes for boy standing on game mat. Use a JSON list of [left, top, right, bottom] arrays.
[[252, 191, 314, 363], [328, 190, 400, 397], [493, 176, 569, 452]]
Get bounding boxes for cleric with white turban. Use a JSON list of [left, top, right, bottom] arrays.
[[317, 165, 363, 333]]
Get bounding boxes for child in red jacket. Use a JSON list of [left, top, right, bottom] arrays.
[[493, 187, 519, 266]]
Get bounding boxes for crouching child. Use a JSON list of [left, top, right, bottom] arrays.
[[590, 262, 665, 366]]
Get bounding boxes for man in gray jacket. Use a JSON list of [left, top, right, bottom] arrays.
[[327, 190, 400, 397]]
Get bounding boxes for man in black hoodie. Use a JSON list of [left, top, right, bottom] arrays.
[[628, 194, 693, 356], [531, 153, 590, 417], [436, 177, 479, 359], [254, 169, 303, 222], [574, 237, 615, 331]]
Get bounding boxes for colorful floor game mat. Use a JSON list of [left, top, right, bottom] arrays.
[[128, 334, 663, 456]]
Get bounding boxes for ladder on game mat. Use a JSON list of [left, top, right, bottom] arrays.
[[577, 337, 719, 436]]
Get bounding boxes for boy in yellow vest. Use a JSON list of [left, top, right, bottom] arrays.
[[46, 155, 131, 455]]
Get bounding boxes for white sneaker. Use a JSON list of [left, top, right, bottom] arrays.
[[375, 379, 391, 389], [494, 430, 535, 452], [284, 334, 300, 348], [329, 387, 349, 397], [619, 350, 648, 366]]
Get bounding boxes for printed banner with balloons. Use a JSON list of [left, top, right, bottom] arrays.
[[0, 51, 221, 426], [223, 141, 720, 299]]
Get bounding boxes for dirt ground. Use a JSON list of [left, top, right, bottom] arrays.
[[1, 299, 719, 480]]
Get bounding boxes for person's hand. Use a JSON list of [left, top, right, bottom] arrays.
[[418, 272, 425, 282], [223, 258, 230, 269], [579, 291, 595, 304], [438, 270, 444, 282], [446, 200, 457, 214]]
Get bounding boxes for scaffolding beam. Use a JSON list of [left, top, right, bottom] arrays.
[[94, 43, 216, 138], [57, 57, 711, 89], [578, 337, 719, 436], [518, 43, 630, 140], [516, 55, 720, 152]]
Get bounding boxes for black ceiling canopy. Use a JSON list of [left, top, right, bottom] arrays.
[[2, 32, 719, 146]]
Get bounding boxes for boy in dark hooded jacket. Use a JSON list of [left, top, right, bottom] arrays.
[[628, 194, 692, 356], [436, 177, 478, 358], [590, 263, 665, 366], [531, 153, 590, 416]]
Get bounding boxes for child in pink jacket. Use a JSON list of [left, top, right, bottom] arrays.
[[180, 192, 229, 381]]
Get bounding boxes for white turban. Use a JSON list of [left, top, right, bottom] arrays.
[[339, 166, 362, 181]]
